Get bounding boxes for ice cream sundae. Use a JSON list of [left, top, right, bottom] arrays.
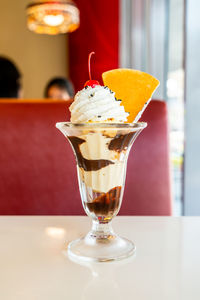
[[56, 52, 159, 261]]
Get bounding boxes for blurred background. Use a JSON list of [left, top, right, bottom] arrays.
[[0, 0, 199, 216]]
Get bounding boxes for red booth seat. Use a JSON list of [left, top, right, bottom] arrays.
[[0, 99, 172, 215]]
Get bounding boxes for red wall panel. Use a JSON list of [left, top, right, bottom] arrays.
[[69, 0, 119, 92]]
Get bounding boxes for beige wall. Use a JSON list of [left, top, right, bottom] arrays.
[[0, 0, 68, 98]]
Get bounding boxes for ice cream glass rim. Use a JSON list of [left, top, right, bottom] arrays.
[[56, 122, 147, 130]]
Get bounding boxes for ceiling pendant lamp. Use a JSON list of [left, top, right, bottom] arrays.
[[26, 0, 80, 35]]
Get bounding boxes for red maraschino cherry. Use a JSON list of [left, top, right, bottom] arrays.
[[84, 52, 100, 88]]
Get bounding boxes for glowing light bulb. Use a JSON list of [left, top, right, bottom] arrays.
[[43, 14, 64, 26]]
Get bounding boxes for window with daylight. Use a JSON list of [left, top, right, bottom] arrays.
[[120, 0, 185, 215]]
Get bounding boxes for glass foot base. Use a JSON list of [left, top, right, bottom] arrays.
[[68, 234, 136, 262]]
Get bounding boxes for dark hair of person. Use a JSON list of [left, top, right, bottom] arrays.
[[0, 56, 21, 98], [44, 77, 75, 98]]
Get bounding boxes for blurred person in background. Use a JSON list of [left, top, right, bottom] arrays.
[[44, 77, 75, 100], [0, 56, 22, 98]]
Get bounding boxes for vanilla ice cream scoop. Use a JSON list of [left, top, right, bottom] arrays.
[[69, 85, 129, 123]]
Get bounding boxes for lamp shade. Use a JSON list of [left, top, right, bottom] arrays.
[[26, 1, 80, 35]]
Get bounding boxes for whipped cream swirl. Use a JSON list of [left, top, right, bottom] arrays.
[[69, 85, 129, 123]]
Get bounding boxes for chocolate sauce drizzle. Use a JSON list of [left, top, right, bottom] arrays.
[[68, 136, 114, 171], [86, 186, 121, 216], [108, 132, 137, 152]]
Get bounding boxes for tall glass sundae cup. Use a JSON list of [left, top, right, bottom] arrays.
[[55, 53, 159, 261], [56, 121, 147, 262]]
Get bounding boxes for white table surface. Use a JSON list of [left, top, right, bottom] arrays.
[[0, 216, 200, 300]]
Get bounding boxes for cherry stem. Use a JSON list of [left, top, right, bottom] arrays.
[[88, 51, 95, 81]]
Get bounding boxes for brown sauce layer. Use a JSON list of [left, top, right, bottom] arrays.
[[68, 136, 114, 171], [85, 186, 121, 216], [108, 132, 137, 152]]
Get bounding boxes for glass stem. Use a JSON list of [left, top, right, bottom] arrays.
[[89, 220, 116, 240]]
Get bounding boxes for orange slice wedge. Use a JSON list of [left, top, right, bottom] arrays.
[[102, 68, 160, 122]]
